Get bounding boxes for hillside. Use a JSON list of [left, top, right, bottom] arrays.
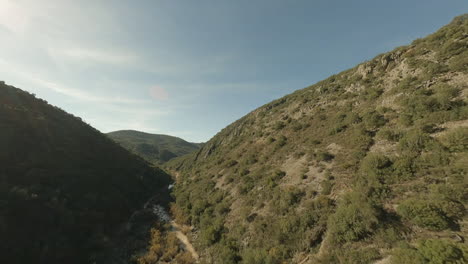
[[108, 130, 201, 164], [166, 15, 468, 263], [0, 83, 174, 264]]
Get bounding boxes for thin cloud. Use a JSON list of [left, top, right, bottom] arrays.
[[102, 104, 169, 117], [145, 53, 234, 76], [30, 76, 147, 104], [56, 47, 138, 65]]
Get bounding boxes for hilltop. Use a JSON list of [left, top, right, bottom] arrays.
[[166, 14, 468, 263], [0, 82, 174, 264], [108, 130, 201, 165]]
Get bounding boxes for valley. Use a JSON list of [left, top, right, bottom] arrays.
[[0, 11, 467, 264]]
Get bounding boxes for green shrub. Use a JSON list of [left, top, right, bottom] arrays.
[[391, 240, 468, 264], [396, 198, 450, 231], [273, 121, 286, 130], [225, 160, 239, 167], [394, 76, 420, 93], [266, 170, 286, 188], [239, 176, 255, 195], [328, 192, 379, 243], [399, 113, 414, 127], [344, 114, 361, 126], [241, 248, 280, 264], [316, 151, 334, 162], [374, 227, 402, 248], [275, 135, 287, 148], [273, 170, 286, 179], [337, 248, 381, 264], [392, 155, 415, 180], [318, 114, 327, 120], [418, 239, 468, 264], [361, 154, 392, 173], [245, 154, 258, 165], [423, 61, 449, 77], [214, 244, 240, 264], [377, 128, 401, 141], [434, 83, 460, 97], [433, 84, 461, 111], [391, 246, 426, 264], [448, 50, 468, 71], [398, 130, 431, 153], [359, 154, 393, 184], [363, 86, 384, 100], [200, 221, 224, 246], [320, 180, 333, 195], [438, 39, 467, 59], [240, 169, 250, 176], [329, 123, 347, 135], [441, 127, 468, 152], [401, 94, 439, 115], [310, 139, 321, 145], [292, 122, 303, 132], [363, 111, 387, 129], [284, 187, 305, 206]]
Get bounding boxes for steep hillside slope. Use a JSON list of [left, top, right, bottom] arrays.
[[167, 15, 468, 263], [108, 130, 201, 164], [0, 83, 172, 264]]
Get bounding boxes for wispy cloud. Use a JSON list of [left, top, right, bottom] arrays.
[[101, 104, 169, 117], [0, 0, 277, 142], [55, 47, 138, 65], [145, 53, 234, 76], [29, 76, 147, 104]]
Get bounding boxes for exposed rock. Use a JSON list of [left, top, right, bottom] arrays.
[[380, 51, 402, 70], [357, 63, 373, 78]]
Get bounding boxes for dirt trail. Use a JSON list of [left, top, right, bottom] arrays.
[[165, 172, 199, 260], [373, 256, 391, 264], [144, 199, 199, 261], [170, 221, 199, 261]]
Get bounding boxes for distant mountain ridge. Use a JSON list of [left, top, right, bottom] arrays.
[[108, 130, 201, 164]]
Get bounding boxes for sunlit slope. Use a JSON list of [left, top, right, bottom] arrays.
[[167, 14, 468, 264]]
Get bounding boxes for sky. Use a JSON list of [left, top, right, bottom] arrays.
[[0, 1, 467, 142]]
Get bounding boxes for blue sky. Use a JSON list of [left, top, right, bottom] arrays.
[[0, 0, 466, 142]]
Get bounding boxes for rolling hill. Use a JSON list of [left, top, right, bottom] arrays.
[[108, 130, 201, 165], [166, 14, 468, 263], [0, 82, 173, 264]]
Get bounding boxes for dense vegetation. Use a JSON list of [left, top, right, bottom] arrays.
[[108, 130, 201, 165], [166, 15, 468, 263], [0, 83, 172, 264], [135, 221, 195, 264]]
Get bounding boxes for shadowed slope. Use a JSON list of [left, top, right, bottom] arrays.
[[0, 82, 172, 264]]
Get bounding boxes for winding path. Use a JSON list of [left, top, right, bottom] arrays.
[[145, 200, 199, 261], [170, 221, 199, 261]]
